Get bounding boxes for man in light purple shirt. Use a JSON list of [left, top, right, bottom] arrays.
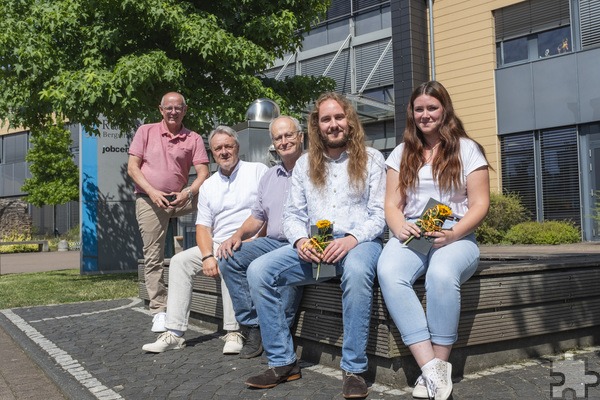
[[128, 92, 209, 333], [217, 116, 305, 359]]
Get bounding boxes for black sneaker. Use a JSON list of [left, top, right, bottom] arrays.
[[245, 360, 301, 388], [240, 326, 263, 359], [342, 370, 368, 399]]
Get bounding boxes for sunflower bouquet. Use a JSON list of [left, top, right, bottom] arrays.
[[404, 199, 452, 254], [302, 219, 335, 279]]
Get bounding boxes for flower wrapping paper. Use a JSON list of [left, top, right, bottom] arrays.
[[404, 198, 452, 255]]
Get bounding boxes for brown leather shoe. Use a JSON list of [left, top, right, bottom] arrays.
[[245, 360, 301, 389], [342, 370, 368, 399]]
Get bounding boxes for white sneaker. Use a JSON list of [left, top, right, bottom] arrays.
[[142, 331, 186, 353], [421, 359, 453, 400], [412, 375, 428, 398], [151, 312, 167, 332], [221, 331, 244, 354]]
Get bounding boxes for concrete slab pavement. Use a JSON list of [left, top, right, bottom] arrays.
[[0, 251, 80, 275]]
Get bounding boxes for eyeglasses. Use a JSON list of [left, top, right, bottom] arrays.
[[160, 105, 185, 113], [272, 131, 300, 144]]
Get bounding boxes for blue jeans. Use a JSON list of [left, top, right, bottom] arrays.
[[218, 237, 302, 328], [377, 232, 479, 346], [247, 239, 382, 373]]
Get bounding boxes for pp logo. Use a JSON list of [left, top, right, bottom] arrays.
[[550, 356, 599, 399]]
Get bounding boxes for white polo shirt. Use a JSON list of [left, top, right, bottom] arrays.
[[196, 160, 268, 243]]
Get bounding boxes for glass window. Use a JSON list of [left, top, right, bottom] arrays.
[[501, 133, 536, 218], [539, 127, 580, 225], [302, 26, 327, 51], [497, 25, 571, 66], [537, 26, 571, 58], [355, 6, 390, 36], [327, 20, 349, 44], [500, 128, 581, 226], [501, 36, 528, 64], [356, 9, 382, 36], [3, 133, 27, 164], [13, 161, 27, 195], [326, 0, 351, 20], [2, 164, 14, 196]]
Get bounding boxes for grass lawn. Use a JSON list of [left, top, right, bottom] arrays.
[[0, 269, 139, 309]]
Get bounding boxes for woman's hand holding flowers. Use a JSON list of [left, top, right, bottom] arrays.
[[397, 221, 422, 242], [426, 226, 458, 248]]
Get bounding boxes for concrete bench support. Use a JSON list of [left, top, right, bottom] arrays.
[[0, 240, 49, 252]]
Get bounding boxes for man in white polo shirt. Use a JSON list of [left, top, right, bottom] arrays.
[[142, 125, 268, 354]]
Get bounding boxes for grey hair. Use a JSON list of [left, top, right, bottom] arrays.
[[208, 125, 239, 147], [160, 92, 187, 106], [269, 116, 301, 134]]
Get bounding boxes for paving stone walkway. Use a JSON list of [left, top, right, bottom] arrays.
[[1, 298, 599, 399]]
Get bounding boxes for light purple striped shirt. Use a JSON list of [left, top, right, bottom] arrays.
[[251, 164, 293, 241]]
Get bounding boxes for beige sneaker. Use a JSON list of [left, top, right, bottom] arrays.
[[421, 359, 453, 400], [142, 331, 186, 353], [221, 331, 244, 354], [412, 375, 428, 398]]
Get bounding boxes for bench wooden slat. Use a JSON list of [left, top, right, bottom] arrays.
[[138, 258, 600, 360]]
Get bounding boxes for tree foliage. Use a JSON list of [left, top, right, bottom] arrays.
[[21, 124, 79, 206], [0, 0, 334, 135]]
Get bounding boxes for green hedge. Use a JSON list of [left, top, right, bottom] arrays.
[[476, 192, 581, 245], [476, 192, 530, 244], [505, 221, 580, 245]]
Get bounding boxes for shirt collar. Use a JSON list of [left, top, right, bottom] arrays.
[[276, 163, 293, 177], [160, 120, 189, 140], [323, 150, 349, 163], [218, 159, 242, 179]]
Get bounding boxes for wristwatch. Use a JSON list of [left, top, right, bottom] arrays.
[[185, 187, 193, 200]]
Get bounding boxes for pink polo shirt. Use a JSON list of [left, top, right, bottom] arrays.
[[128, 121, 209, 194]]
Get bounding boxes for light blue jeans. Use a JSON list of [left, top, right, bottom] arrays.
[[247, 239, 382, 373], [377, 233, 479, 346], [218, 237, 302, 328]]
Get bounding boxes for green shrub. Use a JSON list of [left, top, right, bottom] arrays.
[[40, 225, 80, 251], [505, 221, 580, 245], [0, 232, 38, 254], [476, 192, 530, 244]]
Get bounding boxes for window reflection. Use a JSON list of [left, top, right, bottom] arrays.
[[497, 25, 572, 67], [502, 36, 528, 64], [538, 26, 571, 58]]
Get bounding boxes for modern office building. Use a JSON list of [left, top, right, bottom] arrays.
[[0, 125, 79, 237], [264, 0, 599, 240], [2, 0, 599, 242], [417, 0, 599, 241]]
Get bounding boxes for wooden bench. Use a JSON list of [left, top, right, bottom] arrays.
[[0, 240, 49, 252], [138, 253, 600, 387]]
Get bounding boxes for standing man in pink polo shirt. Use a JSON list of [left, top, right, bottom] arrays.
[[128, 92, 210, 332]]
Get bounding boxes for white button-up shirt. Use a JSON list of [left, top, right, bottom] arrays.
[[196, 160, 268, 243], [283, 147, 386, 246]]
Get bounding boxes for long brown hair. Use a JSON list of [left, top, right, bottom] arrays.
[[307, 92, 368, 191], [398, 81, 488, 199]]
